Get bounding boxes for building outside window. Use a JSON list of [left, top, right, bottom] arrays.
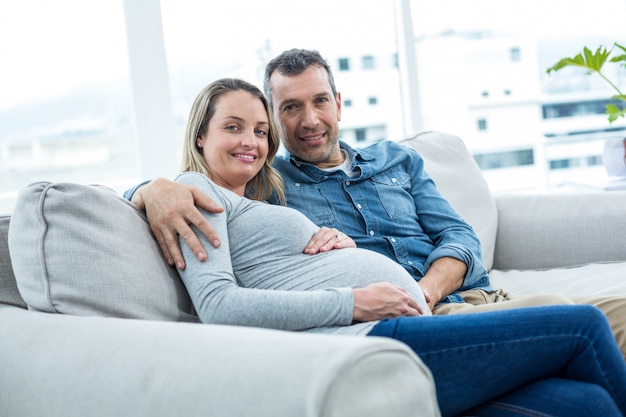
[[362, 55, 375, 70], [550, 155, 602, 170], [474, 149, 534, 170], [355, 128, 367, 142], [543, 99, 623, 119], [510, 47, 521, 62], [338, 57, 350, 71]]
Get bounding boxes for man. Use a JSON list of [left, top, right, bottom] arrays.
[[127, 49, 626, 352]]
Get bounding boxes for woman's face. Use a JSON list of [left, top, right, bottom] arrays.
[[197, 90, 270, 196]]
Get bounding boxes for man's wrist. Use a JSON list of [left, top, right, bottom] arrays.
[[131, 185, 147, 211], [123, 180, 151, 205]]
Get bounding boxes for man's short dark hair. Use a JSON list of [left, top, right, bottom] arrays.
[[263, 49, 338, 107]]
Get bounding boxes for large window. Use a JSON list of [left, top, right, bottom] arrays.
[[158, 0, 399, 150], [1, 0, 400, 215], [3, 0, 626, 216], [0, 0, 135, 215]]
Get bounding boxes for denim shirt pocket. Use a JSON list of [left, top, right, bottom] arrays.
[[370, 170, 415, 219], [284, 181, 337, 226]]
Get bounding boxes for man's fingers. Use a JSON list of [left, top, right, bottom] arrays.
[[176, 225, 207, 269], [153, 220, 199, 270], [184, 208, 221, 249], [187, 186, 223, 248], [164, 231, 188, 270], [153, 228, 176, 267], [190, 186, 224, 214]]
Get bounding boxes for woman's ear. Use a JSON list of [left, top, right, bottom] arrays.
[[196, 137, 203, 148]]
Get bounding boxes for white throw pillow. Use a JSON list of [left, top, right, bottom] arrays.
[[8, 181, 198, 322]]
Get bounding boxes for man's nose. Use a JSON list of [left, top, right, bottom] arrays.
[[301, 104, 320, 128]]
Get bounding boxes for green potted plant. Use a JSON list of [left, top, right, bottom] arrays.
[[547, 43, 626, 175]]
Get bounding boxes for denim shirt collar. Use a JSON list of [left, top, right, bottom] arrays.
[[285, 141, 375, 181]]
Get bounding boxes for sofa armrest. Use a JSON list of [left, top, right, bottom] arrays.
[[493, 191, 626, 270], [0, 306, 439, 417]]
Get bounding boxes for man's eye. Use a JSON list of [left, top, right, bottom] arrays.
[[282, 104, 296, 112]]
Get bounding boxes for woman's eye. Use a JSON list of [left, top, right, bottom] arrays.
[[225, 125, 239, 131], [255, 129, 267, 136]]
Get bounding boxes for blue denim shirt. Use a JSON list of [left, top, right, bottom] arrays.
[[270, 141, 492, 303]]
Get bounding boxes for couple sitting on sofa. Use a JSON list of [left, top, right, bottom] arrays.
[[124, 49, 626, 416]]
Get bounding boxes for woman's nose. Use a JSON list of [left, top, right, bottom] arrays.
[[240, 131, 257, 148]]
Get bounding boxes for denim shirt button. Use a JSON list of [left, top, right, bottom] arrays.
[[294, 183, 301, 187], [356, 203, 362, 209], [391, 178, 397, 182], [369, 230, 375, 236], [345, 180, 351, 185], [408, 261, 413, 265], [390, 237, 396, 243]]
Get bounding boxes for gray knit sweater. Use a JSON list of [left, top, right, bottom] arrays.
[[176, 172, 428, 335]]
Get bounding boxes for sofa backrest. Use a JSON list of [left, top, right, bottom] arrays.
[[0, 216, 27, 308], [399, 131, 497, 270]]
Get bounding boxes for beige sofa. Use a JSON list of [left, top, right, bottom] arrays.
[[1, 131, 625, 417]]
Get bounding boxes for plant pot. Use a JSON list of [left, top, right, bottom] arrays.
[[603, 138, 626, 178]]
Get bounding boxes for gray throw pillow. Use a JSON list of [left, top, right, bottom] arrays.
[[0, 216, 27, 308], [8, 181, 198, 322]]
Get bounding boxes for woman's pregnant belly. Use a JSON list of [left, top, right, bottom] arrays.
[[236, 247, 430, 315]]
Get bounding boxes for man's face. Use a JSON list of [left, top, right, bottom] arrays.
[[269, 65, 344, 168]]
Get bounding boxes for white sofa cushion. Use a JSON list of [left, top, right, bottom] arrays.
[[8, 181, 197, 321], [490, 262, 626, 297], [400, 131, 498, 270]]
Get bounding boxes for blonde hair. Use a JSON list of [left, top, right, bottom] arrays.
[[181, 78, 285, 204]]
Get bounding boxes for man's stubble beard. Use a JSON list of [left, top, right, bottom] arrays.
[[285, 140, 337, 166], [282, 127, 340, 165]]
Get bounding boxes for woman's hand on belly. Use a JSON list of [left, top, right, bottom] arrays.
[[303, 227, 356, 254], [352, 282, 428, 322]]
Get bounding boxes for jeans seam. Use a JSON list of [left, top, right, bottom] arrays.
[[581, 331, 625, 413], [485, 400, 554, 417]]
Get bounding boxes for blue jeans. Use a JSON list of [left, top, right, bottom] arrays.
[[367, 305, 626, 417]]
